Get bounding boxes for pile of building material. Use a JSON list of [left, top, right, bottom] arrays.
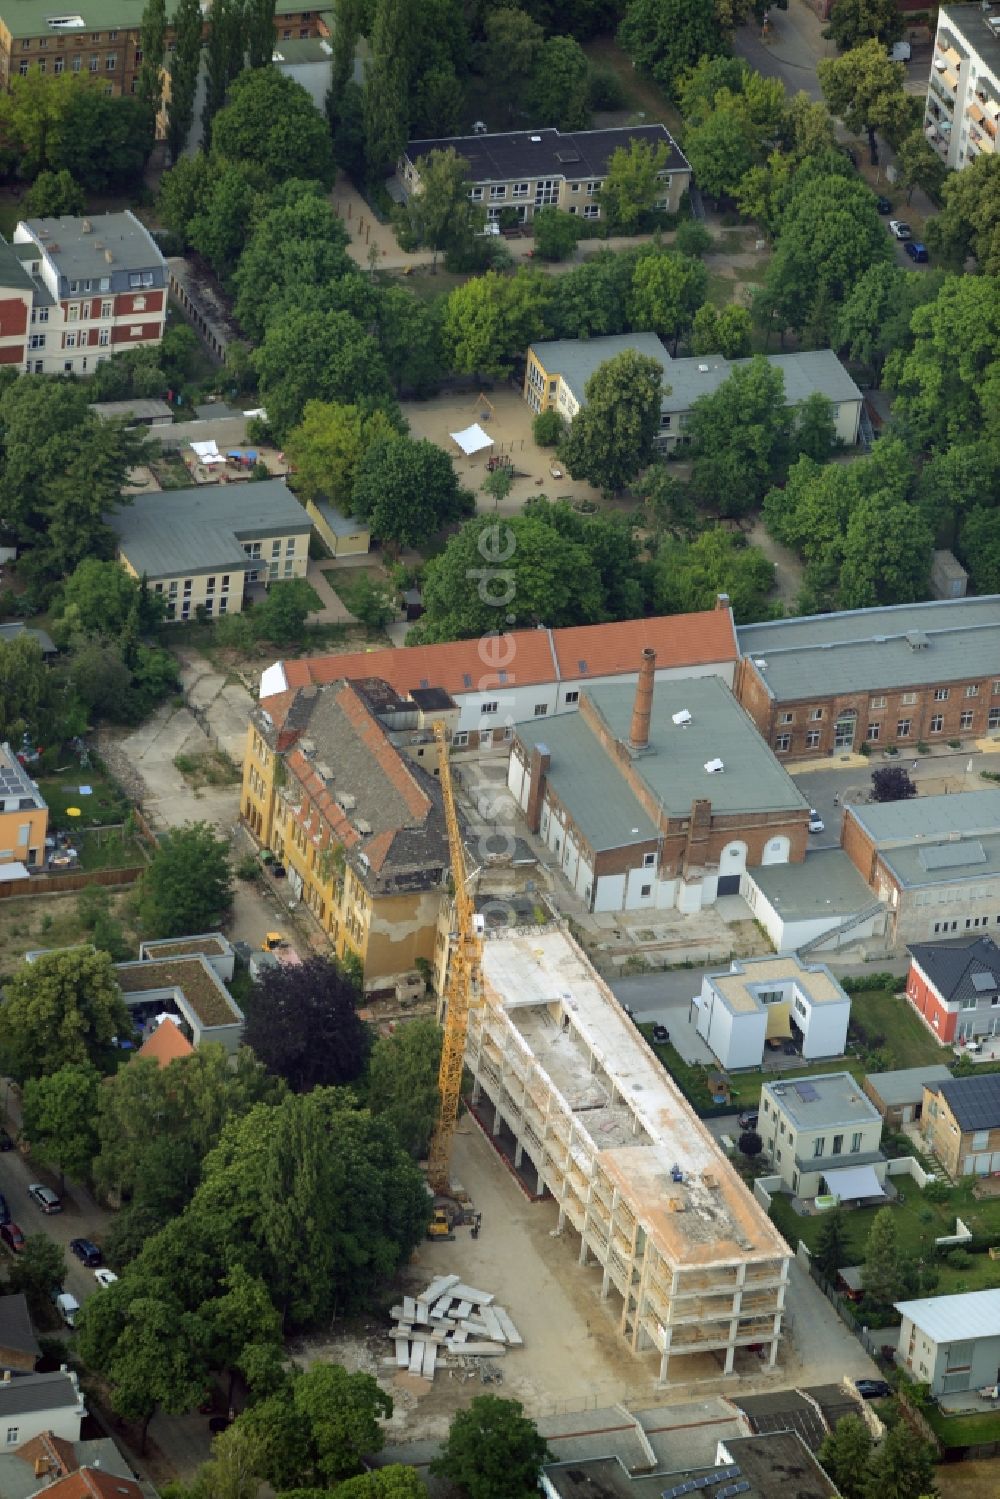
[[389, 1273, 522, 1381]]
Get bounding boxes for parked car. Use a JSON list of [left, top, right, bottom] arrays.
[[27, 1184, 61, 1214], [875, 195, 891, 215], [0, 1193, 10, 1227], [70, 1238, 102, 1267], [652, 1023, 670, 1044], [890, 41, 911, 62], [0, 1222, 25, 1254], [94, 1268, 118, 1289], [53, 1291, 80, 1329], [854, 1378, 892, 1400], [808, 809, 825, 833], [0, 1128, 14, 1152], [905, 241, 929, 263], [888, 219, 912, 240], [738, 1111, 759, 1131]]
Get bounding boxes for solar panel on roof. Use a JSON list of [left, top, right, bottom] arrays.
[[795, 1081, 819, 1102], [971, 971, 998, 992], [731, 1484, 750, 1495]]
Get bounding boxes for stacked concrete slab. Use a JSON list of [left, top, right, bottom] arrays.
[[389, 1273, 522, 1381]]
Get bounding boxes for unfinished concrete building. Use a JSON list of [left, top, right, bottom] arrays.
[[468, 928, 793, 1383]]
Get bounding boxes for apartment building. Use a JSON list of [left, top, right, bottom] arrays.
[[259, 603, 740, 749], [843, 791, 1000, 948], [399, 124, 691, 226], [523, 334, 863, 449], [10, 211, 167, 374], [760, 1072, 886, 1200], [508, 652, 809, 914], [242, 678, 451, 990], [924, 5, 1000, 170], [735, 596, 1000, 760], [905, 930, 1000, 1045], [922, 1073, 1000, 1176], [0, 1, 321, 96], [468, 927, 792, 1384], [695, 957, 850, 1072], [0, 742, 48, 871], [108, 479, 311, 621]]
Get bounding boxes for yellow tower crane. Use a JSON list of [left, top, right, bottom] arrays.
[[427, 719, 482, 1196]]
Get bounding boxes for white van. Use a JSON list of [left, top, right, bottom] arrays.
[[55, 1292, 80, 1328], [890, 41, 911, 62]]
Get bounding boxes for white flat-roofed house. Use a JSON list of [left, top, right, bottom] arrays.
[[897, 1288, 1000, 1395], [761, 1071, 886, 1200], [696, 956, 851, 1071]]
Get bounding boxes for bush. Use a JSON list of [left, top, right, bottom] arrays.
[[946, 1247, 972, 1269], [235, 854, 260, 882], [843, 972, 896, 993], [922, 1178, 950, 1203], [533, 408, 566, 447], [533, 207, 581, 262], [674, 220, 714, 258], [587, 64, 626, 111]]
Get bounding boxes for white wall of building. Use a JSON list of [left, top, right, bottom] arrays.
[[800, 993, 850, 1060], [696, 978, 767, 1069]]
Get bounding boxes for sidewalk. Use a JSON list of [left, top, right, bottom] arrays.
[[306, 559, 357, 626]]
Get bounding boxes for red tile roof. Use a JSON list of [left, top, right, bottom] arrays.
[[43, 1470, 144, 1499], [270, 609, 735, 702], [15, 1432, 77, 1476], [135, 1018, 194, 1067]]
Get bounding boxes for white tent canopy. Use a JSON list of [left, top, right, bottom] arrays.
[[450, 423, 494, 456], [190, 439, 227, 465], [823, 1164, 886, 1202]]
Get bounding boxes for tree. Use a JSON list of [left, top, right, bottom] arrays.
[[627, 250, 707, 349], [684, 105, 760, 203], [864, 1420, 938, 1499], [365, 1019, 441, 1157], [232, 189, 354, 342], [351, 435, 474, 547], [255, 309, 393, 439], [794, 392, 837, 463], [59, 558, 160, 640], [22, 168, 84, 216], [0, 950, 131, 1084], [188, 164, 261, 281], [239, 1365, 391, 1488], [139, 823, 233, 938], [334, 1470, 424, 1499], [685, 358, 790, 517], [838, 488, 932, 609], [533, 207, 580, 262], [168, 0, 203, 161], [884, 276, 1000, 452], [738, 1130, 763, 1158], [286, 402, 399, 511], [9, 1235, 66, 1322], [202, 0, 245, 140], [818, 40, 908, 159], [363, 0, 411, 180], [443, 269, 552, 378], [22, 1063, 100, 1189], [959, 506, 1000, 597], [431, 1396, 549, 1499], [246, 0, 277, 70], [343, 573, 396, 632], [482, 464, 513, 511], [375, 285, 445, 395], [0, 634, 74, 747], [212, 69, 335, 186], [138, 0, 167, 121], [531, 35, 589, 130], [861, 1205, 904, 1309], [652, 528, 775, 623], [533, 408, 565, 447], [817, 1414, 872, 1499], [618, 0, 724, 96], [919, 438, 1000, 550], [560, 348, 665, 496], [813, 1205, 849, 1280], [249, 578, 318, 645], [824, 0, 901, 52], [482, 7, 543, 119], [243, 956, 369, 1093], [404, 148, 482, 270], [157, 153, 212, 241], [0, 68, 81, 178], [870, 767, 917, 802], [895, 127, 947, 206], [600, 137, 671, 232], [50, 92, 152, 192], [925, 153, 1000, 274], [691, 303, 752, 359]]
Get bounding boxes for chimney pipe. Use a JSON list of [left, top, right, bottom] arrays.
[[628, 648, 656, 752]]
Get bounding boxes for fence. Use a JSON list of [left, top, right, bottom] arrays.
[[885, 1155, 936, 1189], [754, 1177, 782, 1212], [0, 866, 146, 901], [807, 1261, 880, 1359]]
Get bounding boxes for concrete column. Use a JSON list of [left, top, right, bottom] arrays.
[[492, 1104, 501, 1137], [601, 1267, 611, 1299], [536, 1166, 544, 1196], [514, 1139, 523, 1168], [579, 1239, 589, 1267], [658, 1335, 672, 1385]]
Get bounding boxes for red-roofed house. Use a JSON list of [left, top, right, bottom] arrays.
[[258, 604, 738, 751], [135, 1018, 195, 1067]]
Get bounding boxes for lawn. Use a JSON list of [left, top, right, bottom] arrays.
[[925, 1404, 1000, 1450], [849, 987, 945, 1070], [583, 37, 685, 137], [75, 828, 147, 873], [37, 769, 130, 831]]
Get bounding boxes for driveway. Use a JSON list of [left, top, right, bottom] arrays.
[[735, 2, 836, 102]]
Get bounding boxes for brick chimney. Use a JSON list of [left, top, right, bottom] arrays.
[[525, 743, 550, 833], [715, 592, 730, 610], [627, 648, 656, 753]]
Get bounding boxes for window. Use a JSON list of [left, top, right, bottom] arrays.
[[285, 537, 296, 557], [897, 718, 912, 738], [206, 577, 216, 594], [966, 684, 980, 697], [870, 696, 886, 710], [183, 579, 192, 594], [489, 185, 506, 199], [37, 59, 46, 72], [6, 1428, 18, 1445], [901, 692, 917, 706], [809, 708, 823, 721], [18, 61, 28, 75], [128, 272, 155, 289], [28, 334, 45, 350], [643, 852, 656, 868], [934, 688, 950, 701], [775, 734, 791, 752], [284, 560, 294, 576], [640, 884, 652, 897], [930, 714, 944, 733], [806, 730, 820, 748], [583, 205, 600, 219], [271, 540, 281, 559], [63, 361, 73, 372], [203, 598, 213, 616], [89, 54, 99, 70], [990, 708, 1000, 729], [109, 28, 118, 38], [812, 1137, 826, 1158], [851, 1132, 863, 1152], [218, 597, 228, 614], [564, 690, 579, 704], [64, 332, 76, 349], [98, 328, 109, 347], [867, 723, 880, 742], [53, 56, 64, 72], [961, 710, 974, 730], [72, 55, 81, 70], [67, 302, 79, 322], [106, 53, 116, 68], [469, 187, 483, 201], [779, 712, 794, 725], [832, 1134, 843, 1155], [481, 701, 498, 715], [453, 731, 469, 747], [533, 703, 548, 717], [512, 182, 529, 198]]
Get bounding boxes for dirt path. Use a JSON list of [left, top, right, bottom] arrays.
[[749, 517, 805, 610]]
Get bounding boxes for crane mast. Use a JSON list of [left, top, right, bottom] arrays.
[[427, 720, 481, 1195]]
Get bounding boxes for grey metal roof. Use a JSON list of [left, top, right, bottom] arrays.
[[736, 596, 1000, 702], [311, 499, 368, 537], [90, 399, 174, 422], [0, 1295, 40, 1360], [937, 1072, 1000, 1131], [879, 830, 1000, 889], [865, 1064, 954, 1107], [406, 123, 690, 186], [896, 1287, 1000, 1345], [661, 351, 863, 413], [0, 623, 56, 656], [0, 1371, 80, 1415], [529, 333, 670, 405], [516, 675, 806, 851], [19, 212, 164, 286], [908, 934, 1000, 1004], [849, 790, 1000, 845], [765, 1071, 881, 1130], [108, 480, 311, 580], [748, 848, 878, 919]]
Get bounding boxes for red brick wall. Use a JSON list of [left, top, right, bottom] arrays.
[[841, 808, 879, 885], [906, 959, 955, 1044], [733, 658, 774, 737], [0, 295, 28, 338]]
